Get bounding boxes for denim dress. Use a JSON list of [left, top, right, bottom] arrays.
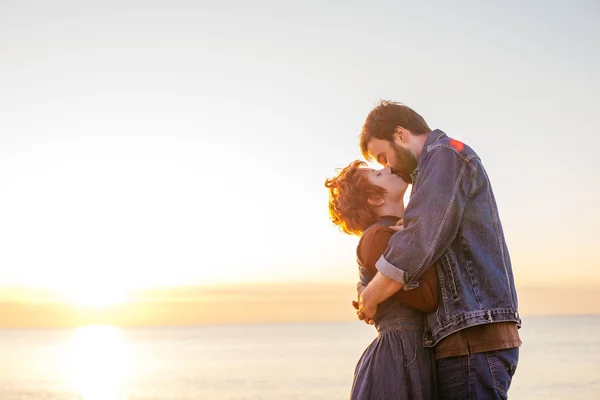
[[351, 219, 437, 400]]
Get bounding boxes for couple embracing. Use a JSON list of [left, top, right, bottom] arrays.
[[325, 101, 521, 399]]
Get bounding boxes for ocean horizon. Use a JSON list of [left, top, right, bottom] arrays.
[[1, 315, 599, 400]]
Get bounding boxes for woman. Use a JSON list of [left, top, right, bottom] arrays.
[[325, 160, 438, 400]]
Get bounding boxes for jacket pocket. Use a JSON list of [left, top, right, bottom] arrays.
[[439, 252, 460, 301]]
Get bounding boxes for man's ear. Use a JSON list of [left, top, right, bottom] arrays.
[[367, 196, 385, 207], [393, 126, 410, 143]]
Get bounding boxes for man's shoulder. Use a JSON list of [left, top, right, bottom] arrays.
[[426, 134, 480, 165]]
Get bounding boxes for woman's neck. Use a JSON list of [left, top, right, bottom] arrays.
[[377, 199, 405, 220]]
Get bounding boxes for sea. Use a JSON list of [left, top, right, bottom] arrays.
[[1, 315, 599, 400]]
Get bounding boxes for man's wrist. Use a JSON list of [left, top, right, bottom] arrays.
[[361, 284, 377, 308], [364, 272, 404, 306]]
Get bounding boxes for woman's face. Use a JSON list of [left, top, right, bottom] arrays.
[[365, 167, 409, 201]]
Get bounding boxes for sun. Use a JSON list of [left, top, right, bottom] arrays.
[[59, 284, 130, 307]]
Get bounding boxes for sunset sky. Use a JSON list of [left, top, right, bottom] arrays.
[[1, 1, 599, 326]]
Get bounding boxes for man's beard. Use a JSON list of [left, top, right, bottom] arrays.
[[391, 142, 418, 184]]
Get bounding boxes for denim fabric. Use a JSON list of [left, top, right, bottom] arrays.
[[352, 218, 437, 399], [436, 347, 519, 400], [351, 320, 437, 400], [374, 130, 521, 345]]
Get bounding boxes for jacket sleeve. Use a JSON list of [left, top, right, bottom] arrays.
[[359, 226, 439, 313], [375, 145, 474, 290]]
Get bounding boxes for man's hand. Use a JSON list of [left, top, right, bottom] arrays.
[[352, 283, 375, 325], [352, 283, 365, 320], [356, 272, 405, 325], [358, 290, 377, 324]]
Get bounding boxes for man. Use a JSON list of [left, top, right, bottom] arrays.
[[356, 100, 521, 399]]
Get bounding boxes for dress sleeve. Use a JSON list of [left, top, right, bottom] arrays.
[[358, 225, 439, 313]]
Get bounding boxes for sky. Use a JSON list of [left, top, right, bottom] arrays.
[[1, 0, 599, 324]]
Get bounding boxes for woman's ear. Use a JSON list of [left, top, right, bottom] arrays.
[[367, 196, 385, 207]]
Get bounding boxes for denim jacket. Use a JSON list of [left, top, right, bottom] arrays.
[[375, 130, 521, 346]]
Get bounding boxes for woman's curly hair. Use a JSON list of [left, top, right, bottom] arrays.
[[324, 160, 386, 236]]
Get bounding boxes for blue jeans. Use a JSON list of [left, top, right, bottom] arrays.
[[436, 348, 519, 400]]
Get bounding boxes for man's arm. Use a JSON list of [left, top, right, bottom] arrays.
[[367, 146, 474, 310], [358, 272, 403, 322], [358, 226, 438, 312]]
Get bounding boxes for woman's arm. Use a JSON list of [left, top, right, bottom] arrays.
[[358, 225, 439, 313]]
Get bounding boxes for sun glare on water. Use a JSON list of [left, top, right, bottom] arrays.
[[67, 325, 131, 400]]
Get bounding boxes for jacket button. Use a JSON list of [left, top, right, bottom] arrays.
[[515, 312, 519, 319], [485, 310, 492, 322]]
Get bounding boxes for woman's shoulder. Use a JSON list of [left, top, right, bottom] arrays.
[[357, 225, 396, 267], [360, 224, 396, 244]]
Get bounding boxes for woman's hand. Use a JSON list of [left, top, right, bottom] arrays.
[[389, 217, 404, 231]]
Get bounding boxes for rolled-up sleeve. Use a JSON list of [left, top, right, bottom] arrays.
[[375, 146, 474, 289]]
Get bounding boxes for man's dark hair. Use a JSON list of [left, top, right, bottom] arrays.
[[360, 100, 430, 159]]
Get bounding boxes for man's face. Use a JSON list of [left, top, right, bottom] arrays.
[[367, 137, 418, 183]]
